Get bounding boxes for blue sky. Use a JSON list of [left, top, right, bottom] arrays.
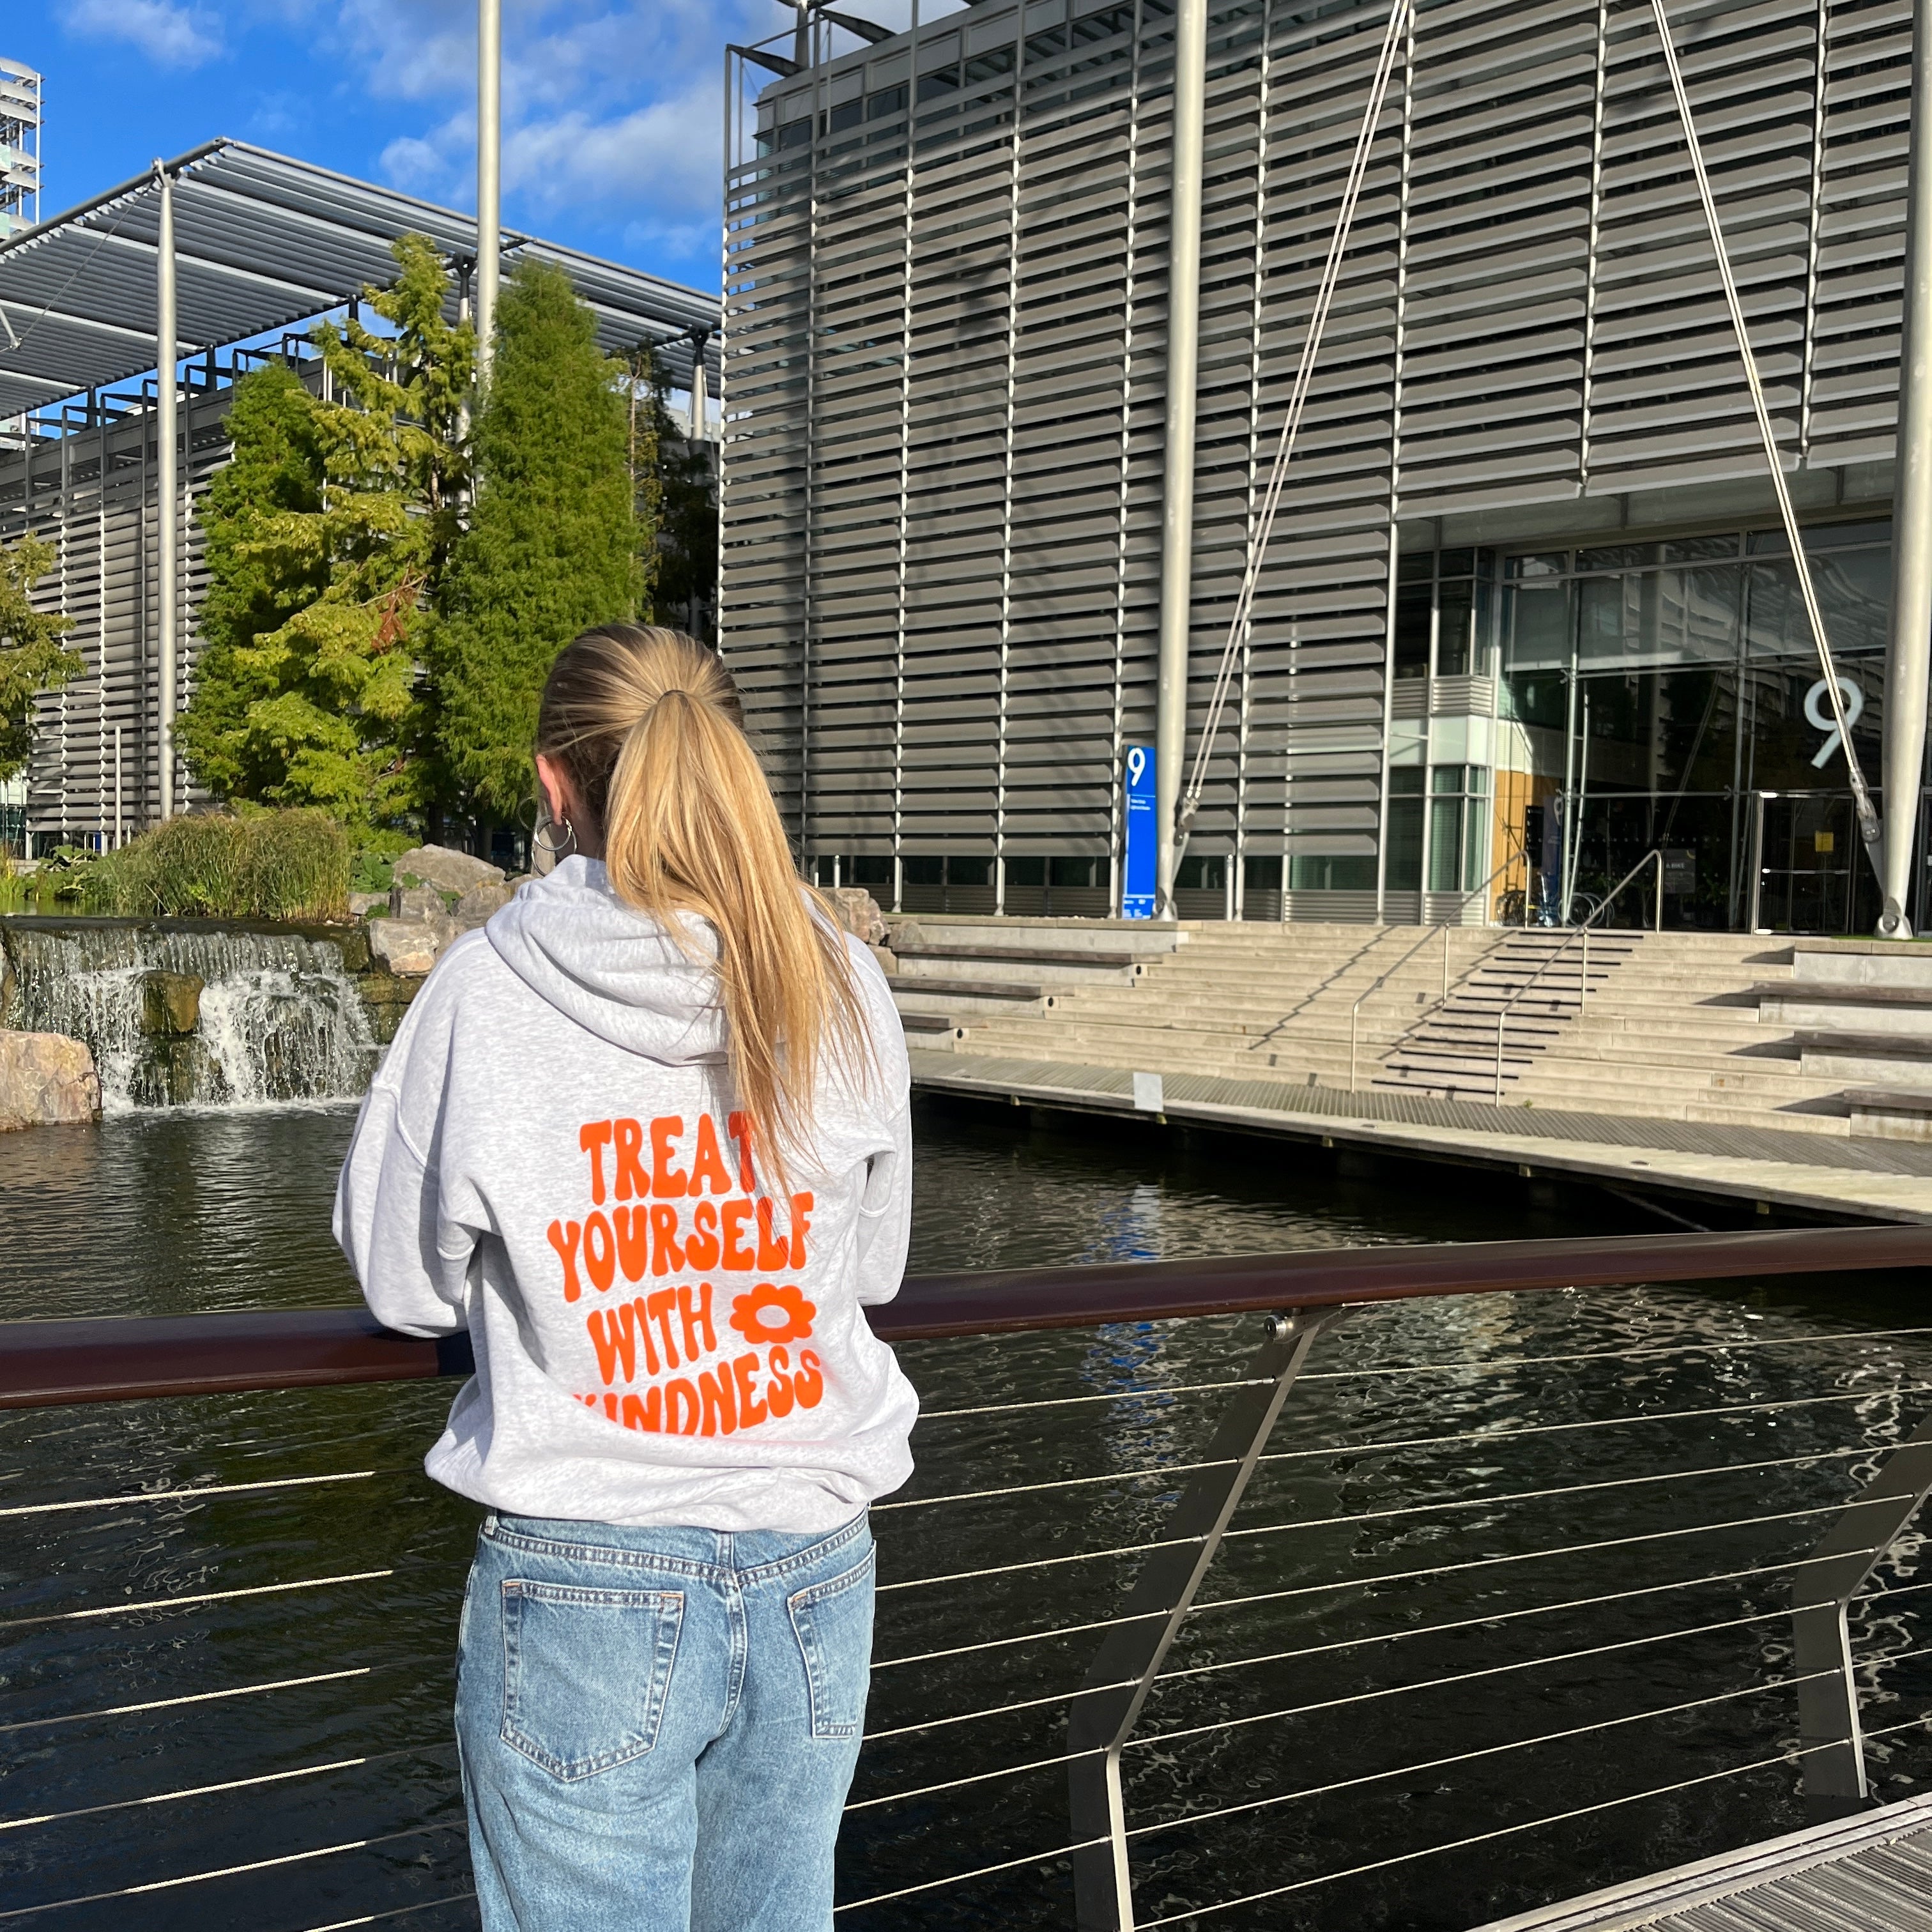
[[4, 1, 841, 293]]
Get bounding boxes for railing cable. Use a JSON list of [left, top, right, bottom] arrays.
[[0, 1821, 463, 1922], [0, 1567, 394, 1633], [1130, 1708, 1932, 1928], [0, 1744, 453, 1835], [0, 1469, 376, 1521], [0, 1666, 374, 1736]]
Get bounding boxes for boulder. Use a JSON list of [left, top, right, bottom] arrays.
[[393, 845, 504, 896], [389, 883, 449, 921], [824, 886, 887, 946], [454, 877, 521, 931], [348, 891, 388, 918], [867, 944, 897, 976], [141, 970, 203, 1038], [369, 916, 455, 977], [0, 1031, 102, 1130]]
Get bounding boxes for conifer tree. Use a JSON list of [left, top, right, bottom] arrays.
[[0, 535, 80, 783], [438, 258, 639, 815], [180, 234, 471, 834]]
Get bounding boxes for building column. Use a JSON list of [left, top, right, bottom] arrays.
[[476, 0, 502, 386], [1882, 0, 1932, 937], [154, 159, 177, 824], [1155, 0, 1208, 918]]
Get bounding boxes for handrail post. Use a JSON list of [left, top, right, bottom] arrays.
[[1654, 848, 1664, 932], [1068, 1305, 1350, 1930], [1495, 1005, 1505, 1103], [1349, 1005, 1358, 1091], [1443, 921, 1450, 1001], [1581, 923, 1590, 1004], [1792, 1414, 1932, 1819]]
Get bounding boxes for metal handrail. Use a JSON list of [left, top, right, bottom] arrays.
[[1348, 853, 1521, 1089], [7, 1225, 1932, 1929], [1491, 848, 1666, 1103], [2, 1223, 1924, 1409]]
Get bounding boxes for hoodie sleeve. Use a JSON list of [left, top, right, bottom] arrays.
[[847, 940, 914, 1307], [333, 961, 482, 1338]]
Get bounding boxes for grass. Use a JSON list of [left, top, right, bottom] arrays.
[[11, 812, 353, 923]]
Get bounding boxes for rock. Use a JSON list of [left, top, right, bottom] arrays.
[[349, 891, 388, 918], [389, 883, 448, 921], [141, 970, 203, 1038], [369, 916, 455, 977], [824, 886, 887, 946], [453, 878, 520, 931], [884, 917, 924, 953], [866, 944, 897, 976], [393, 845, 503, 896], [0, 1031, 101, 1130]]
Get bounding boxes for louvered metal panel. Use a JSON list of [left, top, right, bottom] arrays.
[[723, 0, 1912, 920]]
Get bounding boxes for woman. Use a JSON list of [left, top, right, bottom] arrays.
[[335, 625, 916, 1931]]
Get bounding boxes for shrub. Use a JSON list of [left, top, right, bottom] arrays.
[[84, 811, 350, 923]]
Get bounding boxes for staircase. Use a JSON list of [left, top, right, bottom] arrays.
[[1376, 930, 1643, 1102], [901, 917, 1866, 1135]]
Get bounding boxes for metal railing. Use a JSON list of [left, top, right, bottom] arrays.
[[1347, 855, 1522, 1089], [3, 1224, 1931, 1930], [1491, 848, 1666, 1103]]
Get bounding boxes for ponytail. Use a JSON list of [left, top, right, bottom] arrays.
[[535, 625, 868, 1183]]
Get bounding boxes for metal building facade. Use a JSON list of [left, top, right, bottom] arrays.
[[720, 0, 1912, 924]]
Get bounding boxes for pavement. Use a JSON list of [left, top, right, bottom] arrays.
[[907, 1048, 1932, 1225]]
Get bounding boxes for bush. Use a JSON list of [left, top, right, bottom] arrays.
[[82, 811, 351, 923]]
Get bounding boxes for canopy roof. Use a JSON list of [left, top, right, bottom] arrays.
[[0, 139, 719, 419]]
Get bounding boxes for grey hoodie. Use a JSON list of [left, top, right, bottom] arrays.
[[334, 856, 917, 1531]]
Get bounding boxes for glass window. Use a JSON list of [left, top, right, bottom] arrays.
[[1508, 553, 1568, 578], [1245, 855, 1284, 890], [946, 855, 992, 887], [902, 855, 943, 885], [1004, 855, 1046, 887], [1386, 769, 1423, 891], [1394, 586, 1432, 679], [1661, 534, 1740, 562], [1438, 548, 1476, 576], [1176, 855, 1227, 890], [1398, 550, 1434, 581], [1577, 542, 1659, 571], [1577, 566, 1740, 673], [1503, 580, 1572, 675]]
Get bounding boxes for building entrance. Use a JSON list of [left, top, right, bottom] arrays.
[[1499, 521, 1894, 935]]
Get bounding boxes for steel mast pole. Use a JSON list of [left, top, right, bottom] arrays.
[[1882, 0, 1932, 937], [476, 0, 502, 387], [154, 159, 177, 825], [1155, 0, 1208, 919]]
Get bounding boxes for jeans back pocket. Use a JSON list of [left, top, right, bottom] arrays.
[[501, 1579, 684, 1780], [787, 1547, 876, 1739]]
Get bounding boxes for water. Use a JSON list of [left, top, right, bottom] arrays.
[[1, 1099, 1929, 1931], [0, 921, 374, 1110]]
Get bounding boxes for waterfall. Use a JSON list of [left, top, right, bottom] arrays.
[[0, 921, 377, 1112]]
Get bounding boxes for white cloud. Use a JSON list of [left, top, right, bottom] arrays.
[[64, 0, 222, 67], [505, 82, 721, 227]]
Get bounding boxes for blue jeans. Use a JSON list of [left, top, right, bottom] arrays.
[[456, 1511, 875, 1931]]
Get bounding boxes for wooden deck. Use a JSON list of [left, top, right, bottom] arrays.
[[1474, 1795, 1932, 1930]]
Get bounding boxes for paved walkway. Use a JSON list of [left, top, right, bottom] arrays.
[[907, 1049, 1932, 1224]]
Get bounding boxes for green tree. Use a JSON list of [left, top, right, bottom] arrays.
[[0, 535, 81, 783], [176, 360, 326, 799], [180, 234, 471, 834], [438, 257, 639, 816]]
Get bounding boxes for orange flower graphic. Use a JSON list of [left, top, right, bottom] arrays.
[[730, 1282, 816, 1347]]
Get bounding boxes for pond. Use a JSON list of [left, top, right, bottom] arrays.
[[1, 1098, 1928, 1929]]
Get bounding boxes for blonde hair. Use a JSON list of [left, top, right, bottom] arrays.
[[535, 625, 868, 1182]]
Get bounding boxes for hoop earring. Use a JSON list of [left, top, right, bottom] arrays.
[[532, 815, 576, 858]]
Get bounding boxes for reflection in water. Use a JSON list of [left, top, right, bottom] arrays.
[[0, 1099, 1928, 1929]]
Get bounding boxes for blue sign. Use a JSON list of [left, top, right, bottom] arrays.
[[1121, 744, 1157, 919]]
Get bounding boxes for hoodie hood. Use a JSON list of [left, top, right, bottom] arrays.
[[484, 855, 728, 1063]]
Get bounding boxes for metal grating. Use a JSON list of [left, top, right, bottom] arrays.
[[719, 0, 1910, 909], [1472, 1790, 1932, 1930]]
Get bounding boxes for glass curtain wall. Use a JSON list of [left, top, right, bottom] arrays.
[[1500, 523, 1891, 932]]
